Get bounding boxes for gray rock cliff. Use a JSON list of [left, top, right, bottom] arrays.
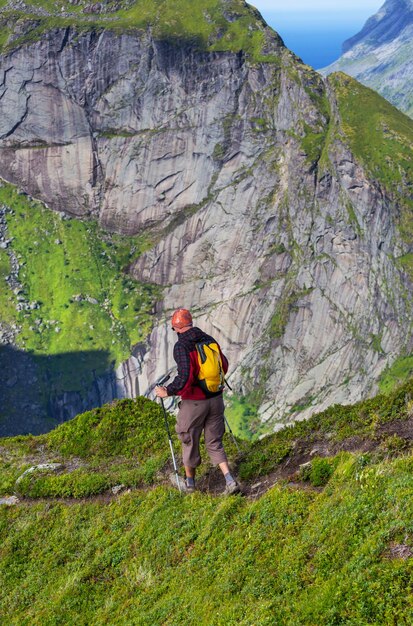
[[0, 15, 412, 432]]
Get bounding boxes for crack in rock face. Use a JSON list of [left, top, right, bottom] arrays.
[[0, 27, 412, 432]]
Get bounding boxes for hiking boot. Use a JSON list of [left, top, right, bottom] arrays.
[[184, 478, 196, 494], [224, 480, 240, 495]]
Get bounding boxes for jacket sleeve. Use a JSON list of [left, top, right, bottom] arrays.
[[165, 342, 191, 396]]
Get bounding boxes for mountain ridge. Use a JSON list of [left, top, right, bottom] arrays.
[[322, 0, 413, 118], [343, 0, 413, 52]]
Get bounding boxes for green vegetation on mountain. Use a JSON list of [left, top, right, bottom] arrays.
[[0, 397, 177, 497], [225, 394, 265, 440], [0, 183, 159, 417], [321, 0, 413, 119], [1, 184, 157, 369], [379, 354, 413, 394], [329, 72, 413, 241], [0, 394, 241, 497], [0, 0, 282, 61], [2, 379, 413, 623]]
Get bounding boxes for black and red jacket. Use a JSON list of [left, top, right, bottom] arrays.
[[166, 327, 229, 400]]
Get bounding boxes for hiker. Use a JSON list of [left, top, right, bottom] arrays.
[[155, 308, 240, 495]]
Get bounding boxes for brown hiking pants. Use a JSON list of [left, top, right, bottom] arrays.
[[175, 395, 228, 468]]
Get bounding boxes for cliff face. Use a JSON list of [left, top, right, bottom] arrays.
[[132, 65, 413, 426], [1, 6, 413, 433], [322, 0, 413, 118]]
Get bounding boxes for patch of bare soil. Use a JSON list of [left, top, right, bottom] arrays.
[[384, 542, 413, 560], [377, 415, 413, 439]]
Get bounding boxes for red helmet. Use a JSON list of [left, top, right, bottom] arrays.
[[171, 308, 193, 329]]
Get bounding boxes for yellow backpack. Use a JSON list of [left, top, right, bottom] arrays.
[[195, 340, 225, 396]]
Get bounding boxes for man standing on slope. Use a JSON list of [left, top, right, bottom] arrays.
[[155, 308, 240, 495]]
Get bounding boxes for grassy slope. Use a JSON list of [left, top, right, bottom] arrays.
[[380, 356, 413, 394], [0, 183, 159, 395], [2, 382, 413, 623], [0, 0, 281, 61], [328, 72, 413, 238], [1, 376, 413, 497], [0, 396, 239, 496]]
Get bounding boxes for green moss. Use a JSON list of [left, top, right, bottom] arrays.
[[212, 142, 225, 161], [398, 253, 413, 282], [0, 248, 16, 325], [300, 123, 327, 164], [97, 129, 142, 139], [345, 200, 362, 235], [370, 332, 384, 354], [289, 395, 315, 414], [269, 287, 313, 339], [266, 242, 287, 256]]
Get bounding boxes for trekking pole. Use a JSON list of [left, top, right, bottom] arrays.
[[157, 374, 182, 493], [223, 379, 241, 453], [224, 414, 241, 454]]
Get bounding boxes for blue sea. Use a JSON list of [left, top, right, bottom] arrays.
[[277, 27, 358, 69], [260, 11, 372, 69]]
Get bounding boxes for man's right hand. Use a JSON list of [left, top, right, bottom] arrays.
[[155, 386, 168, 398]]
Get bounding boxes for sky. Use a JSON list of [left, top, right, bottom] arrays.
[[250, 0, 384, 68]]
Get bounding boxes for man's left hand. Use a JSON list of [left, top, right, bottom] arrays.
[[155, 386, 168, 398]]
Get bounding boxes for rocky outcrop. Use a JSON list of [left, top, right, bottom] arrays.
[[321, 0, 413, 118], [0, 17, 413, 432]]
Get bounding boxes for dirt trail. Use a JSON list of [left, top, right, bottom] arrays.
[[3, 415, 413, 507]]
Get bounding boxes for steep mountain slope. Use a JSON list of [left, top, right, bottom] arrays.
[[1, 0, 413, 435], [2, 382, 413, 624], [0, 184, 159, 435], [321, 0, 413, 118]]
